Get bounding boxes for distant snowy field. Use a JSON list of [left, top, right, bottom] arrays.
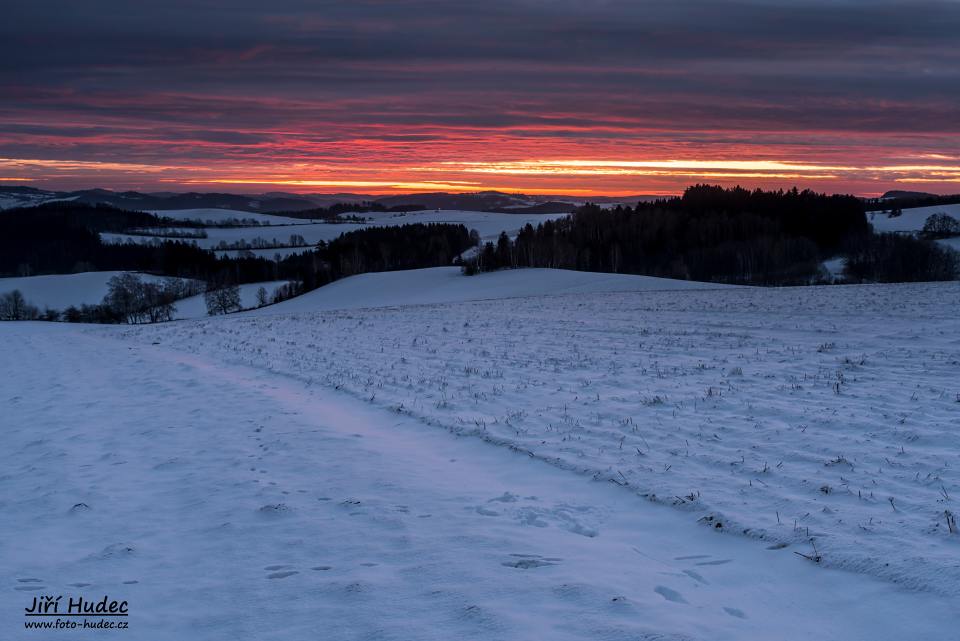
[[102, 209, 568, 251], [102, 222, 369, 249], [869, 203, 960, 233], [870, 204, 960, 254], [128, 275, 960, 597], [146, 207, 317, 226], [173, 280, 291, 319]]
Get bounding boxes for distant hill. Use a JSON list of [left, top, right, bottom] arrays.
[[0, 186, 658, 214], [866, 191, 960, 211], [880, 190, 938, 200], [0, 187, 372, 213]]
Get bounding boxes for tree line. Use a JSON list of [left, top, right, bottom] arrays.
[[466, 186, 867, 284], [464, 185, 957, 284]]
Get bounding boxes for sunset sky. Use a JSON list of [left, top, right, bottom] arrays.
[[3, 0, 960, 196]]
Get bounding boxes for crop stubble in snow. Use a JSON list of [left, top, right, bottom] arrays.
[[123, 281, 960, 595]]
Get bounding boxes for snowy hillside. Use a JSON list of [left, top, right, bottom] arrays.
[[102, 209, 568, 252], [173, 281, 291, 319], [1, 310, 956, 640], [868, 205, 960, 257], [128, 279, 960, 598], [0, 271, 288, 318], [147, 208, 318, 226], [253, 267, 734, 314], [0, 271, 184, 310], [869, 203, 960, 233], [2, 272, 958, 639], [102, 222, 368, 249]]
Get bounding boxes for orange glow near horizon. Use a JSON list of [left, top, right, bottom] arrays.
[[4, 152, 960, 198]]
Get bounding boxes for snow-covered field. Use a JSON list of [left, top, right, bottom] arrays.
[[103, 209, 568, 251], [0, 271, 185, 310], [360, 209, 569, 239], [870, 204, 960, 254], [102, 223, 365, 250], [0, 271, 287, 318], [147, 208, 317, 226], [126, 276, 960, 597], [173, 280, 291, 319], [251, 267, 734, 314], [869, 203, 960, 234], [2, 270, 958, 639]]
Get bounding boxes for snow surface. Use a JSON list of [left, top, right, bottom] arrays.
[[2, 320, 957, 640], [171, 281, 292, 319], [146, 208, 316, 226], [0, 271, 286, 318], [939, 236, 960, 252], [360, 209, 569, 239], [125, 277, 960, 599], [820, 257, 846, 280], [0, 271, 182, 310], [250, 267, 735, 315], [102, 223, 360, 250], [102, 209, 568, 251], [869, 203, 960, 234], [868, 205, 960, 256]]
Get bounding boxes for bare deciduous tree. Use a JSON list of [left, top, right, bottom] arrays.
[[204, 283, 242, 315], [0, 290, 39, 321]]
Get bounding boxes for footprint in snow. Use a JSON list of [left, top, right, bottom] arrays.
[[502, 559, 556, 569], [257, 503, 291, 515], [724, 606, 747, 619], [14, 580, 46, 591], [91, 543, 135, 560], [502, 554, 561, 569], [695, 559, 732, 566], [682, 569, 709, 585], [266, 571, 299, 580], [654, 585, 688, 604], [517, 508, 549, 528]]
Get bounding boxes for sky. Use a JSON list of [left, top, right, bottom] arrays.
[[3, 0, 960, 196]]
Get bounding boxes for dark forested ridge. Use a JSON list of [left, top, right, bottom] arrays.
[[468, 186, 869, 284], [465, 185, 957, 284]]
